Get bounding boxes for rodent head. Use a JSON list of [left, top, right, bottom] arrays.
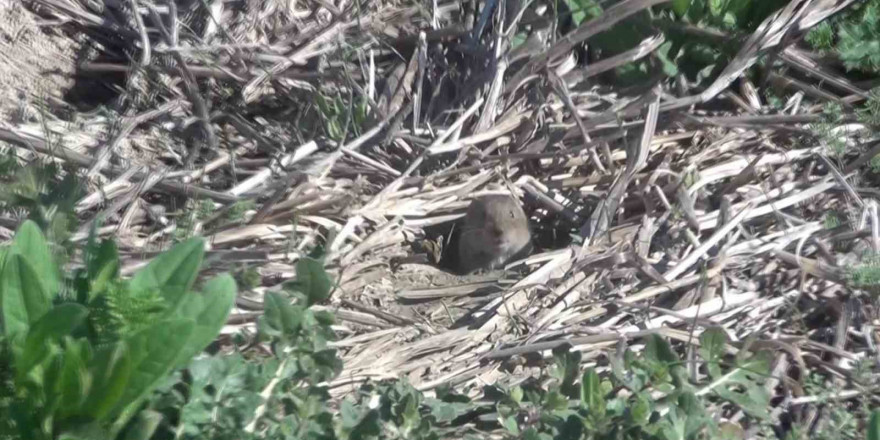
[[458, 195, 531, 272]]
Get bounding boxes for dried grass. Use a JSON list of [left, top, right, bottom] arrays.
[[4, 0, 879, 423]]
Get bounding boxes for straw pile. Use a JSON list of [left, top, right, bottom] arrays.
[[2, 0, 877, 416]]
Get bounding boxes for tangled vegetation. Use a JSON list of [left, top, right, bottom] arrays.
[[2, 0, 880, 438]]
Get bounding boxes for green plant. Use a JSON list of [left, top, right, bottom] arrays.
[[869, 409, 880, 440], [486, 329, 771, 439], [147, 256, 342, 439], [823, 212, 842, 229], [811, 103, 850, 157], [174, 199, 216, 242], [0, 221, 236, 440], [0, 155, 83, 265], [560, 0, 789, 85], [857, 88, 880, 128], [846, 253, 880, 292], [869, 155, 880, 175], [315, 91, 367, 142], [225, 200, 256, 225], [802, 374, 860, 440], [806, 0, 880, 73]]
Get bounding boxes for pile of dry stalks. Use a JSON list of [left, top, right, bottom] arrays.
[[2, 0, 878, 420]]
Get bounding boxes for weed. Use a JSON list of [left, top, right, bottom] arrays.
[[0, 154, 82, 265], [0, 221, 236, 439], [174, 199, 216, 242]]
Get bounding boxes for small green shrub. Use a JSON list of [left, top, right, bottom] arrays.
[[806, 0, 880, 73], [147, 256, 341, 439], [485, 329, 770, 439], [0, 221, 236, 440], [846, 253, 880, 292]]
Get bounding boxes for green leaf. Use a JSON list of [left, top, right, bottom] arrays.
[[656, 41, 680, 77], [500, 412, 520, 435], [509, 386, 523, 404], [296, 257, 332, 305], [88, 239, 119, 297], [579, 369, 605, 416], [645, 334, 679, 365], [564, 0, 603, 25], [54, 339, 91, 418], [129, 238, 204, 306], [12, 220, 59, 298], [1, 253, 51, 344], [17, 303, 89, 376], [699, 327, 726, 377], [263, 291, 303, 335], [699, 328, 726, 362], [171, 274, 236, 368], [123, 410, 162, 440], [708, 0, 727, 17], [869, 410, 880, 440], [58, 423, 111, 440], [85, 342, 132, 421], [672, 0, 691, 16], [112, 319, 194, 434]]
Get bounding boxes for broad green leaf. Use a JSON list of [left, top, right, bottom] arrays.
[[656, 41, 680, 77], [0, 247, 7, 273], [88, 240, 119, 298], [339, 399, 360, 428], [260, 291, 284, 336], [704, 352, 771, 419], [869, 410, 880, 440], [12, 220, 59, 297], [263, 291, 302, 335], [59, 423, 111, 440], [500, 413, 520, 435], [111, 319, 194, 435], [85, 342, 132, 421], [672, 0, 691, 16], [171, 274, 236, 368], [699, 327, 726, 362], [86, 237, 118, 280], [645, 334, 679, 365], [55, 338, 91, 418], [122, 410, 162, 440], [708, 0, 727, 17], [564, 0, 603, 25], [17, 303, 88, 377], [579, 369, 605, 416], [296, 257, 332, 305], [678, 392, 710, 437], [2, 254, 51, 344], [700, 327, 726, 377], [130, 238, 204, 306], [509, 386, 523, 404]]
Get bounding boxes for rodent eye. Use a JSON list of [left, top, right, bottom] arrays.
[[492, 227, 502, 237]]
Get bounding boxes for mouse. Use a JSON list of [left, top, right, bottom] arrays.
[[456, 194, 532, 274]]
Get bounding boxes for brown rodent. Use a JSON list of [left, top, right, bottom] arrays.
[[456, 194, 531, 274]]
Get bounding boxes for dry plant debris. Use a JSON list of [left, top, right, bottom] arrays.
[[2, 0, 879, 420]]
